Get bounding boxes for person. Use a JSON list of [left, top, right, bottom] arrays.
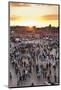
[[53, 65, 56, 71], [17, 71, 21, 86], [22, 69, 26, 80], [15, 66, 19, 75], [36, 64, 39, 73], [11, 60, 15, 67], [49, 70, 51, 75], [31, 83, 34, 86], [46, 63, 48, 70], [9, 72, 12, 80], [47, 74, 51, 83], [29, 65, 32, 73], [54, 74, 57, 83], [40, 64, 44, 78], [48, 63, 51, 70], [43, 67, 47, 79], [17, 78, 20, 86], [24, 61, 26, 67], [25, 69, 29, 78]]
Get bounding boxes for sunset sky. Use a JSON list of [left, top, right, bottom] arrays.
[[10, 2, 59, 27]]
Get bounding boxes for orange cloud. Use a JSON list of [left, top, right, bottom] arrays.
[[10, 3, 31, 7], [41, 14, 58, 21], [10, 15, 21, 21]]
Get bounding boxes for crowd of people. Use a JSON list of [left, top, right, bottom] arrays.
[[9, 37, 59, 87]]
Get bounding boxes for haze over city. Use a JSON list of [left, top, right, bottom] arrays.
[[10, 3, 58, 27]]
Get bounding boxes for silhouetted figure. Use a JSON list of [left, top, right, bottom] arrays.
[[53, 65, 56, 71], [24, 61, 26, 67], [46, 63, 48, 69], [47, 75, 51, 83], [31, 83, 34, 86], [36, 64, 39, 73], [54, 74, 57, 83], [10, 72, 12, 80], [15, 66, 19, 75], [22, 69, 26, 80]]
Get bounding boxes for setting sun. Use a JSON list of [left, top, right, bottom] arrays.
[[17, 20, 44, 27]]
